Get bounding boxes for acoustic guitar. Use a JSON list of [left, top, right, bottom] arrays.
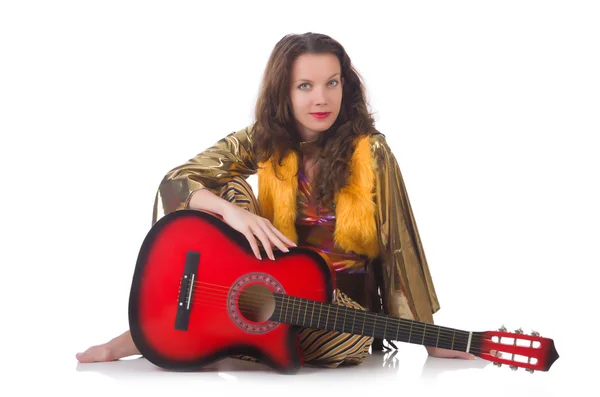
[[128, 209, 559, 374]]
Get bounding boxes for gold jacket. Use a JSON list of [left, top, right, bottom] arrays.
[[152, 126, 440, 327]]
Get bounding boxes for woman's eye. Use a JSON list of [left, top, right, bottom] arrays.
[[298, 80, 339, 90]]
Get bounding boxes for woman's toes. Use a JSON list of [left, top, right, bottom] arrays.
[[76, 345, 115, 363]]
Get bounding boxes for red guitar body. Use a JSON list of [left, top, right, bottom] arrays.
[[129, 209, 335, 374]]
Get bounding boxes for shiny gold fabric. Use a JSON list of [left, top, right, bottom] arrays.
[[152, 125, 440, 325], [152, 128, 257, 224], [369, 135, 440, 323]]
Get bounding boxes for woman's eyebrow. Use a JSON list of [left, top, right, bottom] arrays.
[[295, 72, 340, 83]]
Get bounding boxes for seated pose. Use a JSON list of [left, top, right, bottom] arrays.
[[76, 32, 475, 367]]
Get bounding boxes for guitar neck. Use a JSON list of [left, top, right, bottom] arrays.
[[270, 293, 483, 353]]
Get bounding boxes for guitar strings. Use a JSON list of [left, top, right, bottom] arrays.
[[183, 291, 488, 356], [183, 285, 508, 361], [180, 278, 523, 360], [181, 278, 511, 358], [189, 280, 476, 345], [189, 279, 471, 339], [170, 279, 489, 353], [185, 298, 503, 361]]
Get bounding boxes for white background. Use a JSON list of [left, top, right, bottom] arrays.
[[1, 1, 598, 396]]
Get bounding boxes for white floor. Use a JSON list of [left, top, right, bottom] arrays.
[[11, 330, 582, 397]]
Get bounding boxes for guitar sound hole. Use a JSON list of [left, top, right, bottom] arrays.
[[238, 284, 275, 323]]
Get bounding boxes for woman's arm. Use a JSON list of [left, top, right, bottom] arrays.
[[152, 126, 257, 224]]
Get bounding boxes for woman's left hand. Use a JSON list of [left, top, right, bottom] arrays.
[[426, 346, 477, 360]]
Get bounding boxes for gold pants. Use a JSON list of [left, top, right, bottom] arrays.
[[217, 177, 374, 368]]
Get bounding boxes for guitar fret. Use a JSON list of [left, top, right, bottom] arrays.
[[396, 317, 400, 341], [451, 329, 455, 350], [303, 299, 308, 326], [333, 306, 339, 331], [422, 323, 426, 345], [383, 316, 388, 340], [277, 295, 282, 322], [362, 311, 366, 335], [466, 332, 473, 353], [296, 297, 301, 325], [373, 314, 377, 337], [436, 326, 440, 348], [284, 295, 290, 323], [351, 310, 356, 334], [310, 301, 315, 327], [325, 305, 331, 330], [342, 306, 347, 332], [317, 303, 323, 328], [408, 321, 413, 343]]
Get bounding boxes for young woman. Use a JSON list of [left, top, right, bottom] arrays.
[[76, 32, 476, 367]]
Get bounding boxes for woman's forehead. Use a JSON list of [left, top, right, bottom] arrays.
[[291, 53, 341, 81]]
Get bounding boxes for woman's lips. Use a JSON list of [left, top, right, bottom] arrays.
[[311, 112, 331, 119]]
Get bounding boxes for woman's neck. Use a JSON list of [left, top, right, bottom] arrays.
[[299, 139, 320, 153]]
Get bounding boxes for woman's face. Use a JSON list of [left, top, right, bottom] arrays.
[[289, 53, 344, 142]]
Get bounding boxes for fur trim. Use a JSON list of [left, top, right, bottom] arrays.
[[332, 136, 379, 258], [257, 136, 379, 258], [257, 151, 299, 244]]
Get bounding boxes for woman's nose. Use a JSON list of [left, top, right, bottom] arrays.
[[312, 87, 328, 105]]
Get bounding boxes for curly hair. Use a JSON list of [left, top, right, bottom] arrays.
[[251, 32, 379, 210]]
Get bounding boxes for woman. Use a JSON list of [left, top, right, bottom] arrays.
[[76, 32, 475, 367]]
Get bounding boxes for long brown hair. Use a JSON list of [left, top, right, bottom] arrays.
[[252, 32, 379, 209]]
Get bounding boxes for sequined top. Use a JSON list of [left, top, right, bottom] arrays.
[[295, 167, 368, 274], [294, 139, 368, 273]]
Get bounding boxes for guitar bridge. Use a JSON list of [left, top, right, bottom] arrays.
[[174, 251, 200, 331]]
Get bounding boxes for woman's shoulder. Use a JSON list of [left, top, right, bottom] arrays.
[[217, 124, 256, 151], [226, 124, 255, 139], [366, 131, 387, 146], [363, 131, 395, 161]]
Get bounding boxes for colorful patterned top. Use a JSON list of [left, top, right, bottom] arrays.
[[295, 166, 368, 274]]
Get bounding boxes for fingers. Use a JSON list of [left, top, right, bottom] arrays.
[[267, 223, 297, 247], [241, 216, 296, 261], [262, 222, 293, 253], [243, 229, 262, 260], [250, 224, 275, 261]]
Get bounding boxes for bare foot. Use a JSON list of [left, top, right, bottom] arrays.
[[76, 330, 140, 363]]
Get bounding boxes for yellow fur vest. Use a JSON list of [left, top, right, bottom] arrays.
[[257, 136, 380, 259]]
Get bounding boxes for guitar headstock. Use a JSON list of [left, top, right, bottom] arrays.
[[477, 325, 559, 373]]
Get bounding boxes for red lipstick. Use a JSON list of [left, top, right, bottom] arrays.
[[311, 112, 331, 119]]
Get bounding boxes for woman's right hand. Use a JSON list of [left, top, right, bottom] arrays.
[[221, 203, 296, 261]]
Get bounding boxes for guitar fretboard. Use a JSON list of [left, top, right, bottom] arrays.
[[270, 293, 482, 353]]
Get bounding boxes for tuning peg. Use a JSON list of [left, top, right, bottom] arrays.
[[510, 365, 518, 371], [493, 362, 502, 367], [526, 369, 535, 374], [498, 325, 507, 332], [514, 327, 523, 334], [531, 330, 540, 336]]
